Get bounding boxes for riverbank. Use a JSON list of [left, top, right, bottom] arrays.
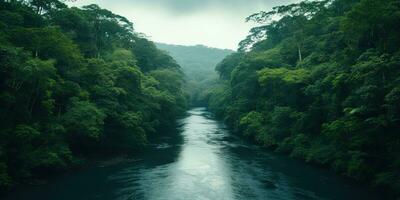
[[3, 108, 382, 200]]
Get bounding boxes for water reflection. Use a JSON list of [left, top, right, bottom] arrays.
[[4, 108, 381, 200], [110, 108, 235, 200]]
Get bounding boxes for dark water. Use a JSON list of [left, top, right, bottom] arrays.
[[5, 108, 380, 200]]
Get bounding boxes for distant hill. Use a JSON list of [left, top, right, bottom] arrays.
[[156, 43, 235, 106], [156, 43, 234, 82]]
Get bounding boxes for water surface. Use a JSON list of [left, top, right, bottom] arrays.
[[5, 108, 380, 200]]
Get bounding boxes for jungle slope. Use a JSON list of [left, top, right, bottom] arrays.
[[156, 43, 233, 106], [0, 0, 187, 192], [205, 0, 400, 197]]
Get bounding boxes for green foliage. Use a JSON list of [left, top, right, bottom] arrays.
[[206, 0, 400, 197], [0, 0, 187, 190], [63, 100, 106, 140], [215, 52, 244, 80], [0, 161, 11, 187], [156, 43, 234, 106], [258, 68, 310, 85], [239, 111, 264, 137]]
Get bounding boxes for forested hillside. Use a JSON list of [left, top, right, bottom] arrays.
[[205, 0, 400, 196], [0, 0, 186, 191], [156, 43, 233, 105]]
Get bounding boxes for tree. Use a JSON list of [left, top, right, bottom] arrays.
[[29, 0, 66, 14], [0, 0, 188, 190], [206, 0, 400, 197], [241, 0, 329, 62]]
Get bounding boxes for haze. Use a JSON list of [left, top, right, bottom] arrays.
[[67, 0, 299, 50]]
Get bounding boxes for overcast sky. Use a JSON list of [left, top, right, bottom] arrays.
[[67, 0, 299, 50]]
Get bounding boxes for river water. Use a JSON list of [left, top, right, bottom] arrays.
[[5, 108, 380, 200]]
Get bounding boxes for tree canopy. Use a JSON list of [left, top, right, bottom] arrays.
[[0, 0, 187, 190], [205, 0, 400, 197]]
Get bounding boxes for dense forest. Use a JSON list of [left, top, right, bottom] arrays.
[[156, 43, 233, 106], [1, 0, 400, 198], [0, 0, 187, 192], [204, 0, 400, 197]]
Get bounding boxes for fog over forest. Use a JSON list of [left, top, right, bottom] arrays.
[[1, 0, 399, 199]]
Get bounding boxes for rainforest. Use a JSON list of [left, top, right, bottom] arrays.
[[0, 0, 399, 199]]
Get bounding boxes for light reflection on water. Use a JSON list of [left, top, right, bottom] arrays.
[[5, 108, 381, 200]]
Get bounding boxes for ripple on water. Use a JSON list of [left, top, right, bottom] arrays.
[[3, 108, 382, 200]]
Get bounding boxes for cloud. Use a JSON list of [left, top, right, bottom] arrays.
[[109, 0, 297, 15], [68, 0, 300, 50]]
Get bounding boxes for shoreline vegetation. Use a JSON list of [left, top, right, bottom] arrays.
[[0, 0, 399, 199], [202, 0, 400, 198], [0, 0, 187, 193]]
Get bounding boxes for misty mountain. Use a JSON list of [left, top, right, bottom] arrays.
[[156, 43, 234, 106], [156, 43, 234, 82]]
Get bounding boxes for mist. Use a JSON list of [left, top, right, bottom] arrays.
[[68, 0, 298, 50]]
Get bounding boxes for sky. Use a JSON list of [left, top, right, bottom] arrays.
[[67, 0, 299, 50]]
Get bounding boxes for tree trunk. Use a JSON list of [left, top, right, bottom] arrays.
[[297, 43, 302, 62]]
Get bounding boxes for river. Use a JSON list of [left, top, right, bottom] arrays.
[[5, 108, 380, 200]]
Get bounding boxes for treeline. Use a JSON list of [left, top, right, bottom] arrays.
[[0, 0, 186, 190], [156, 43, 233, 106], [205, 0, 400, 197]]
